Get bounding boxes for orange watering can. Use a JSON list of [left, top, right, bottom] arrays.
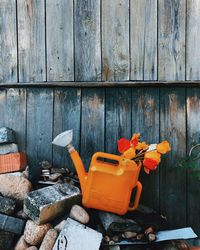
[[52, 130, 142, 215]]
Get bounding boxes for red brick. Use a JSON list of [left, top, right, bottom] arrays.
[[0, 152, 27, 174]]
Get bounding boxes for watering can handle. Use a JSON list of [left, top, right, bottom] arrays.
[[128, 181, 142, 211], [91, 152, 122, 165]]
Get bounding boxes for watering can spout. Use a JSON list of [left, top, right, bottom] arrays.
[[52, 130, 87, 192]]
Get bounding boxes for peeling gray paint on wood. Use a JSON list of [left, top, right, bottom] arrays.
[[102, 0, 129, 81], [74, 0, 101, 81], [186, 0, 200, 80], [160, 88, 186, 228], [46, 0, 74, 81], [186, 88, 200, 234], [18, 0, 46, 82], [132, 88, 160, 210], [130, 0, 157, 80], [0, 0, 17, 82], [158, 0, 186, 80]]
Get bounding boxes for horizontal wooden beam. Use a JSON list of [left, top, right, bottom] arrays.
[[1, 81, 200, 88]]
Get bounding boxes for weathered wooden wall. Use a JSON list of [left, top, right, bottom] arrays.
[[1, 0, 200, 235]]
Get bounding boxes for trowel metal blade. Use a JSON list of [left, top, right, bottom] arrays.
[[52, 130, 73, 147]]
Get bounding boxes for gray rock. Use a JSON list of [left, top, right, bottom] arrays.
[[24, 220, 52, 246], [0, 143, 18, 154], [0, 213, 25, 235], [0, 231, 14, 250], [53, 218, 102, 250], [0, 127, 16, 144], [24, 183, 81, 224], [0, 196, 16, 215]]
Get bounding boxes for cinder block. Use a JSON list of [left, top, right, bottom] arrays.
[[0, 127, 16, 144], [0, 213, 25, 235], [0, 152, 27, 174], [24, 183, 81, 224], [53, 218, 103, 250], [0, 196, 16, 215], [0, 143, 18, 155]]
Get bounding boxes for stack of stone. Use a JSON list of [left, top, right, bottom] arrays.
[[0, 127, 27, 174]]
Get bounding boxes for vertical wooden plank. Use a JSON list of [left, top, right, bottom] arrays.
[[53, 88, 81, 171], [158, 0, 186, 80], [0, 0, 17, 82], [81, 89, 105, 169], [130, 0, 157, 80], [102, 0, 129, 81], [74, 0, 101, 81], [46, 0, 74, 81], [4, 88, 26, 151], [186, 1, 200, 80], [160, 88, 186, 228], [26, 88, 53, 167], [18, 0, 46, 82], [0, 88, 7, 127], [187, 88, 200, 235], [132, 88, 159, 210], [105, 88, 131, 154]]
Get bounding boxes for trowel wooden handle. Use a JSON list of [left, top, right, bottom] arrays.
[[128, 181, 142, 211], [91, 152, 122, 164]]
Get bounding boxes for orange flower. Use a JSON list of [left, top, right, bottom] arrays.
[[143, 158, 158, 170], [144, 151, 161, 164], [130, 133, 140, 148], [123, 147, 136, 159], [136, 142, 149, 151], [157, 141, 171, 154], [118, 138, 130, 153]]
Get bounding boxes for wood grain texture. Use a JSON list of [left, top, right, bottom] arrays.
[[186, 0, 200, 80], [160, 88, 186, 228], [17, 0, 46, 82], [4, 88, 26, 151], [0, 0, 17, 82], [102, 0, 129, 81], [132, 88, 160, 210], [74, 0, 101, 81], [186, 88, 200, 234], [81, 88, 105, 169], [158, 0, 186, 80], [0, 89, 7, 127], [46, 0, 74, 81], [105, 88, 132, 154], [53, 88, 81, 170], [130, 0, 157, 80], [26, 88, 53, 167]]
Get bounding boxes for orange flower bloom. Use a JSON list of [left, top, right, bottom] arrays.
[[123, 147, 136, 159], [130, 133, 140, 148], [118, 138, 130, 153], [143, 158, 158, 170], [136, 142, 149, 151], [144, 151, 161, 164], [157, 141, 171, 154]]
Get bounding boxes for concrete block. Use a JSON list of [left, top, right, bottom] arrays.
[[0, 152, 27, 174], [0, 213, 25, 235], [0, 143, 18, 154], [0, 127, 16, 144], [0, 231, 14, 250], [0, 196, 16, 215], [24, 183, 81, 224], [53, 218, 103, 250]]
